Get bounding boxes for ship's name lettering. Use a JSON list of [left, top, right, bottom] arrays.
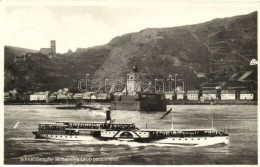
[[20, 156, 55, 162]]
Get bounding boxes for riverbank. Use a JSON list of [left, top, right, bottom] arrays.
[[166, 100, 257, 105], [4, 100, 257, 105]]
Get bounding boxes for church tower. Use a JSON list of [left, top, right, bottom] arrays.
[[127, 64, 141, 95]]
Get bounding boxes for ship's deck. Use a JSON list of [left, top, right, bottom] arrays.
[[138, 128, 220, 132]]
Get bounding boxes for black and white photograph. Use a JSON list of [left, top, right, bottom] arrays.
[[3, 0, 259, 165]]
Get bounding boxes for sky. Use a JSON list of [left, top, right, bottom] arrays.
[[3, 1, 259, 53]]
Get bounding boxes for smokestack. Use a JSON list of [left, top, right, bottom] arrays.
[[105, 109, 111, 124]]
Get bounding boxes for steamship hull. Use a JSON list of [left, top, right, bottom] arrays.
[[150, 136, 229, 145], [32, 130, 229, 146], [33, 131, 100, 141]]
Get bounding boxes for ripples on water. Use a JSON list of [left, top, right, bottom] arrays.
[[4, 105, 257, 165]]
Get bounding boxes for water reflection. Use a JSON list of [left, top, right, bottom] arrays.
[[4, 105, 257, 165]]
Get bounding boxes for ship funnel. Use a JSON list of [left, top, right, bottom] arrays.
[[105, 110, 111, 124]]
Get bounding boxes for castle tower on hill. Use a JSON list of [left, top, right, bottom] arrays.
[[50, 40, 56, 54], [39, 40, 56, 56]]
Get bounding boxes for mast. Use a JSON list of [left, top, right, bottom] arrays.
[[171, 110, 173, 130], [211, 115, 214, 129]]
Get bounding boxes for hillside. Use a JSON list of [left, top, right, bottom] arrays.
[[4, 12, 257, 92]]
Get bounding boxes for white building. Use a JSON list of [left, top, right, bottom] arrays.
[[126, 65, 141, 95], [4, 92, 10, 101], [221, 90, 236, 100], [177, 91, 185, 100], [73, 93, 84, 99], [57, 94, 68, 100], [186, 90, 199, 100], [90, 94, 97, 99], [83, 93, 91, 100], [250, 58, 258, 66], [63, 88, 69, 92], [114, 92, 124, 96], [164, 92, 174, 100], [97, 93, 108, 100], [30, 92, 49, 101], [201, 90, 217, 100], [240, 90, 254, 100]]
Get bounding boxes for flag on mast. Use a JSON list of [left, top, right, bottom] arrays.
[[13, 121, 20, 129]]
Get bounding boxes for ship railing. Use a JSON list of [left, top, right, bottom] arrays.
[[65, 124, 136, 130], [149, 131, 228, 138], [39, 126, 66, 131]]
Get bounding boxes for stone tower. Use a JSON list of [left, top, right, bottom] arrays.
[[127, 65, 141, 95], [50, 40, 56, 54]]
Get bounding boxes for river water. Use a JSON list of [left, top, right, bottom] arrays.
[[4, 105, 257, 165]]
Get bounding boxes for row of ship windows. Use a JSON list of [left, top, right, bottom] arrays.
[[40, 131, 65, 134], [138, 133, 147, 135], [46, 135, 77, 138], [102, 132, 147, 135], [44, 135, 229, 140], [173, 138, 229, 140]]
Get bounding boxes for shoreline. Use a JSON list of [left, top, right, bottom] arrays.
[[4, 101, 257, 105]]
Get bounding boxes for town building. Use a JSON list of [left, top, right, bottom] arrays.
[[177, 91, 185, 100], [73, 93, 84, 99], [96, 93, 108, 100], [107, 94, 111, 100], [201, 90, 217, 100], [4, 92, 10, 101], [164, 91, 174, 100], [30, 92, 49, 101], [83, 93, 91, 100], [240, 90, 254, 100], [221, 90, 236, 100], [14, 54, 26, 63], [56, 88, 70, 100], [57, 94, 68, 100], [186, 90, 199, 100], [90, 94, 97, 100]]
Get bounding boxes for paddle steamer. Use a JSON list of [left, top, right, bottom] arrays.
[[32, 110, 229, 146]]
